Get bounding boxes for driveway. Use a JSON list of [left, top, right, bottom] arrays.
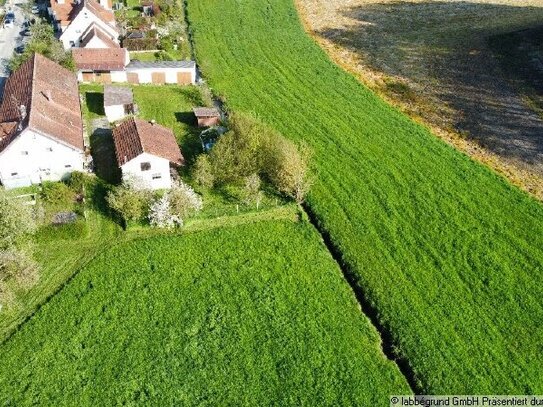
[[0, 1, 27, 98]]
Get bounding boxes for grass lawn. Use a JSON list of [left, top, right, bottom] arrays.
[[187, 0, 543, 394], [80, 84, 211, 164], [0, 220, 410, 405]]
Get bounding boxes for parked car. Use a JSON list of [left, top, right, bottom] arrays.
[[31, 5, 39, 14], [15, 44, 25, 54], [4, 11, 15, 27]]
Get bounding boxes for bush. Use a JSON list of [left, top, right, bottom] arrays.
[[0, 191, 36, 250], [67, 171, 88, 194], [0, 249, 39, 288], [106, 181, 152, 224], [41, 182, 74, 205]]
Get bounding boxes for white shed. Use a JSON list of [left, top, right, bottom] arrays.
[[104, 85, 134, 122]]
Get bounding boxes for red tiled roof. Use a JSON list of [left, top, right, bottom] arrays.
[[50, 0, 76, 24], [0, 54, 84, 153], [112, 117, 184, 166], [72, 48, 127, 71], [51, 0, 116, 30], [80, 23, 119, 48]]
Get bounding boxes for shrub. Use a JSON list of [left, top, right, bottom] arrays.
[[148, 182, 203, 228], [106, 181, 152, 224], [0, 191, 36, 250], [41, 182, 74, 205], [67, 171, 88, 194], [209, 113, 266, 184], [0, 249, 39, 288]]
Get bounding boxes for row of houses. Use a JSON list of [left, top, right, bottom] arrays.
[[0, 54, 187, 190], [47, 0, 197, 85]]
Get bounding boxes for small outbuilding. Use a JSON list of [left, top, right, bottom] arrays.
[[104, 85, 135, 122], [112, 117, 183, 190], [193, 107, 221, 128]]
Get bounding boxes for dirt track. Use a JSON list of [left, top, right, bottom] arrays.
[[296, 0, 543, 196]]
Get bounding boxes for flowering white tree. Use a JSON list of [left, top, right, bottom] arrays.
[[148, 195, 182, 229], [148, 181, 203, 229]]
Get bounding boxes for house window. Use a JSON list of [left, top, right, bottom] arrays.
[[140, 162, 151, 171], [46, 147, 53, 152], [21, 151, 28, 155], [65, 164, 72, 168], [11, 172, 18, 176], [152, 173, 162, 180], [69, 41, 75, 47]]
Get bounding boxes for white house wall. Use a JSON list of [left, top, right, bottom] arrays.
[[83, 36, 110, 48], [121, 152, 172, 190], [125, 67, 196, 84], [110, 71, 127, 82], [105, 105, 127, 122], [0, 129, 84, 189]]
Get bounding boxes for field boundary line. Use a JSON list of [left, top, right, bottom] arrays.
[[302, 203, 420, 394]]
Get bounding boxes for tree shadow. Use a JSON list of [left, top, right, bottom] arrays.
[[315, 1, 543, 173]]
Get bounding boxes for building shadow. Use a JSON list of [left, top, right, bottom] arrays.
[[85, 92, 106, 116], [315, 1, 543, 173]]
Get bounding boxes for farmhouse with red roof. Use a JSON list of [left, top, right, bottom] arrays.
[[0, 54, 85, 189], [112, 117, 184, 189]]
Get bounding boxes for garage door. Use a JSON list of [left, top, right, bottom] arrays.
[[151, 72, 166, 84], [82, 72, 94, 82], [177, 72, 192, 85], [127, 72, 139, 84]]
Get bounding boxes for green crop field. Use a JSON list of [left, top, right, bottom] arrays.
[[0, 221, 409, 405], [186, 0, 543, 393]]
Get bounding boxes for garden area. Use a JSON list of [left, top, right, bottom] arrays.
[[116, 0, 192, 60]]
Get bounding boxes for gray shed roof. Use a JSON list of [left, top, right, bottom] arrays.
[[126, 60, 196, 70], [104, 85, 133, 107], [193, 107, 221, 118]]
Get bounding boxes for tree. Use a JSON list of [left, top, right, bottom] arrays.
[[265, 139, 313, 204], [242, 174, 263, 208], [209, 113, 266, 184], [106, 181, 151, 224], [148, 182, 203, 228], [148, 195, 181, 228], [168, 181, 203, 219], [0, 191, 36, 250], [10, 21, 74, 72], [192, 154, 214, 188]]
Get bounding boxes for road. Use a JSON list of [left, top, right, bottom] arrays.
[[0, 1, 26, 98]]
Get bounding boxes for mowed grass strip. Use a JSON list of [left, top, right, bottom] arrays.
[[186, 0, 543, 393], [0, 221, 410, 405]]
